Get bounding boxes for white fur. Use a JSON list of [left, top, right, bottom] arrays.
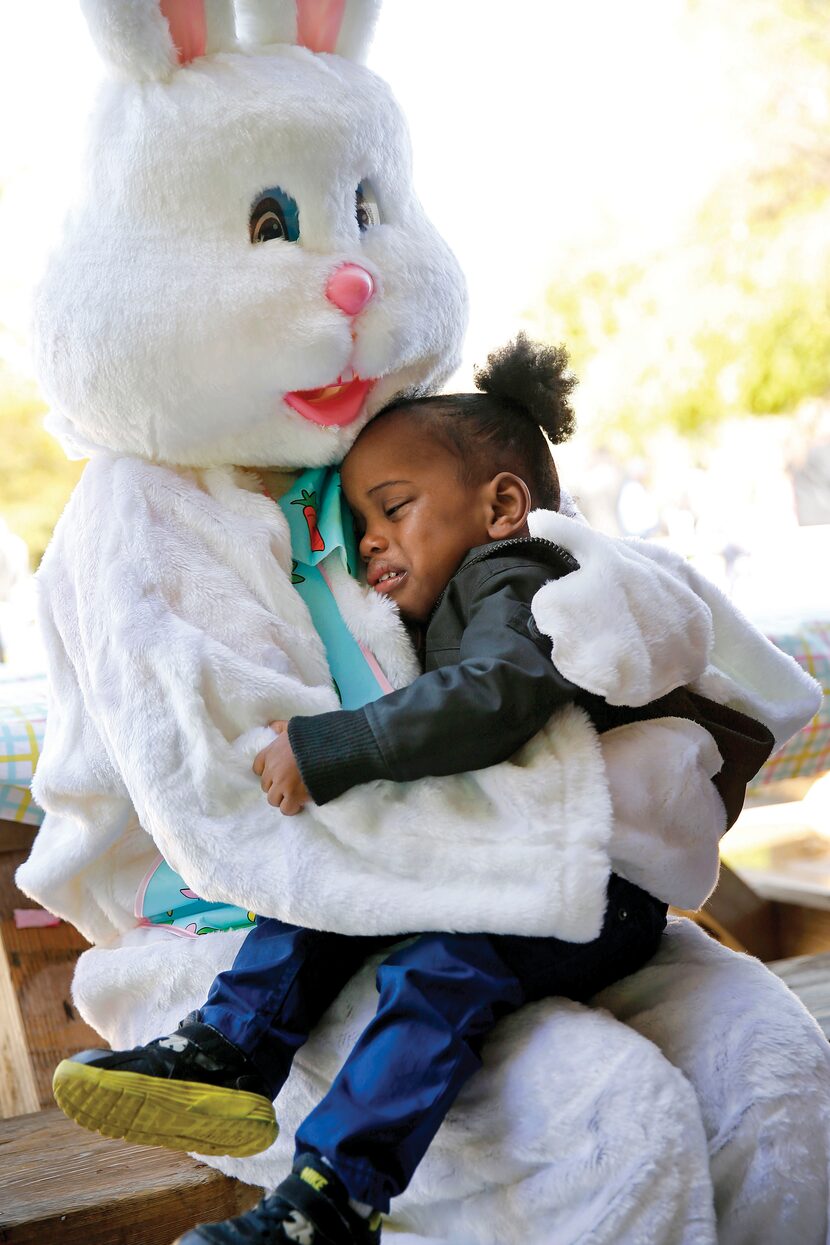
[[332, 0, 383, 62], [628, 539, 824, 749], [80, 0, 181, 80], [528, 508, 820, 907], [529, 509, 821, 734], [235, 0, 299, 49], [601, 717, 727, 910], [21, 4, 830, 1239], [36, 40, 466, 468], [22, 459, 765, 945], [21, 457, 613, 945], [322, 554, 420, 689], [529, 508, 715, 706], [205, 1, 239, 54], [236, 1, 381, 61], [598, 919, 830, 1244], [70, 918, 830, 1243], [82, 0, 380, 79]]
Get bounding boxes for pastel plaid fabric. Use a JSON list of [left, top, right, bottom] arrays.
[[0, 670, 46, 826], [750, 619, 830, 789]]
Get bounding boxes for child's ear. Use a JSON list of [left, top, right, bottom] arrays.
[[485, 472, 532, 540]]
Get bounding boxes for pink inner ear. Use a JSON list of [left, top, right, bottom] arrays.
[[296, 0, 347, 54], [160, 0, 207, 65]]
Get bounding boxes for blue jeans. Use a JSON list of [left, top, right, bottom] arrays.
[[198, 874, 667, 1210]]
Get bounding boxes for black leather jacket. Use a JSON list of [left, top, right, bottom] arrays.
[[288, 537, 773, 819]]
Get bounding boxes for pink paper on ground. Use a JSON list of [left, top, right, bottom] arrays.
[[14, 907, 62, 929]]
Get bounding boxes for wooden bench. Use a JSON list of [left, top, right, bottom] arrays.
[[671, 860, 783, 959], [0, 820, 261, 1243], [0, 1107, 259, 1244], [0, 822, 102, 1118], [769, 951, 830, 1040]]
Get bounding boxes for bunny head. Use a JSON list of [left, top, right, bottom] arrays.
[[34, 0, 468, 468]]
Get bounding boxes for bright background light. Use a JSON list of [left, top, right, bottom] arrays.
[[1, 2, 829, 634], [371, 0, 741, 369], [0, 1, 746, 369]]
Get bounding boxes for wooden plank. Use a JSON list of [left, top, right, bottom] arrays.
[[702, 863, 782, 961], [774, 903, 830, 959], [0, 934, 40, 1119], [0, 839, 40, 1115], [0, 820, 37, 854], [670, 905, 748, 954], [0, 836, 102, 1110], [722, 817, 830, 912], [0, 848, 39, 924], [1, 917, 101, 1109], [0, 1108, 260, 1244], [671, 864, 784, 960], [769, 951, 830, 1040]]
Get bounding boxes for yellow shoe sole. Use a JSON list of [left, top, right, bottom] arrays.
[[52, 1058, 278, 1157]]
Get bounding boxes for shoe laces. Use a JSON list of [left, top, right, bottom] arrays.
[[254, 1193, 316, 1241]]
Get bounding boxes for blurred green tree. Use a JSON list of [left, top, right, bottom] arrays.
[[534, 0, 830, 449], [0, 366, 83, 568]]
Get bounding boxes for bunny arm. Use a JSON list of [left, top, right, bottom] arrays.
[[528, 509, 821, 741], [20, 455, 617, 946], [525, 509, 821, 910], [20, 460, 767, 945], [528, 509, 715, 705]]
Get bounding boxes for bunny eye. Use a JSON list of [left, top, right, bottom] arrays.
[[250, 187, 300, 244], [356, 180, 381, 232]]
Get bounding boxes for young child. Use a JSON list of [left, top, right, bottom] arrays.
[[53, 337, 772, 1245]]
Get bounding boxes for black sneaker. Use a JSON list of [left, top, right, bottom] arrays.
[[174, 1152, 383, 1244], [52, 1016, 277, 1156]]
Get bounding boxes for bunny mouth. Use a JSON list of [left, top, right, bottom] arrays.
[[284, 376, 375, 427]]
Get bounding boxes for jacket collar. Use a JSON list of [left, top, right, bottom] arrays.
[[457, 535, 579, 576], [428, 535, 580, 623]]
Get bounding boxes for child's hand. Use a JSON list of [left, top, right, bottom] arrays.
[[253, 721, 310, 815]]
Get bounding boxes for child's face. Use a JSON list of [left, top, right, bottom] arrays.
[[341, 411, 495, 622]]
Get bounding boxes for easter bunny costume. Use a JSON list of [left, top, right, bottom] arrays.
[[17, 3, 828, 1242]]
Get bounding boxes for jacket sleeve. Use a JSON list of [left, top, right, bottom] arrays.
[[288, 563, 580, 805]]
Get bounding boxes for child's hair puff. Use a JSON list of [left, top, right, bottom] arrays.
[[376, 334, 577, 511], [474, 333, 577, 447]]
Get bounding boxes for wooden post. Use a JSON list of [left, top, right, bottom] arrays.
[[0, 834, 41, 1118], [0, 831, 102, 1111], [0, 934, 40, 1118]]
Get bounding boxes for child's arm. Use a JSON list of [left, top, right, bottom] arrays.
[[277, 560, 578, 810]]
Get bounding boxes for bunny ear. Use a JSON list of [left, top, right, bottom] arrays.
[[234, 0, 296, 45], [80, 0, 236, 80], [198, 0, 237, 54], [324, 0, 382, 60], [236, 0, 381, 61]]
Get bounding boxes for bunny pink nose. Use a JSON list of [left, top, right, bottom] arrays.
[[326, 264, 375, 317]]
